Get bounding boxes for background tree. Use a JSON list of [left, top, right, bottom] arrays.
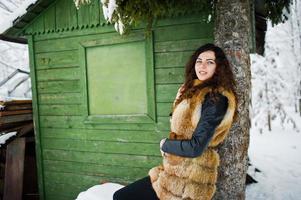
[[251, 0, 301, 133]]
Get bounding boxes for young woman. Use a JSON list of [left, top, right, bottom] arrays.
[[113, 43, 237, 200]]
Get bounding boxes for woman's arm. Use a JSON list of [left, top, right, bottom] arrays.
[[161, 93, 228, 158]]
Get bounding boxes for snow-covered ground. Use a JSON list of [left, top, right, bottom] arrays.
[[246, 112, 301, 200], [76, 183, 124, 200]]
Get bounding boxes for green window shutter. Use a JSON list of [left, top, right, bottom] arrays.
[[80, 30, 156, 124]]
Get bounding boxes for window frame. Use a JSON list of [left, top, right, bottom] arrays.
[[79, 30, 156, 124]]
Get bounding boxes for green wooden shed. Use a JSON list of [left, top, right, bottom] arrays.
[[3, 0, 216, 199]]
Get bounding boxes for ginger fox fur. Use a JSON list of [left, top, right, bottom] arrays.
[[149, 79, 237, 200]]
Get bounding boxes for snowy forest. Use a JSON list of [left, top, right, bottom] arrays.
[[0, 0, 301, 199]]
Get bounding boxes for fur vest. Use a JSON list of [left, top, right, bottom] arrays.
[[149, 79, 237, 200]]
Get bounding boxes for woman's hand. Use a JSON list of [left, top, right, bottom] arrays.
[[160, 138, 167, 157]]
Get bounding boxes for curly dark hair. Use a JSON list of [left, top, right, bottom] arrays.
[[175, 43, 238, 120]]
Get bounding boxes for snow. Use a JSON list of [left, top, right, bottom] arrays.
[[0, 131, 17, 146], [0, 39, 31, 100], [246, 122, 301, 200], [75, 183, 124, 200], [250, 0, 301, 133], [102, 0, 117, 22], [101, 0, 125, 35], [0, 0, 38, 34]]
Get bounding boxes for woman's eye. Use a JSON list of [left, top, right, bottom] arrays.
[[207, 61, 214, 65]]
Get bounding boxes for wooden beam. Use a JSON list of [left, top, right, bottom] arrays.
[[0, 34, 27, 44], [3, 137, 26, 200]]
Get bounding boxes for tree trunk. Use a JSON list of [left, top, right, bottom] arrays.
[[213, 0, 251, 199]]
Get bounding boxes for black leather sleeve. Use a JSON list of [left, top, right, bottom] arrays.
[[161, 93, 228, 158]]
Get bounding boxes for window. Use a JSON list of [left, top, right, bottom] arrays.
[[80, 30, 156, 124]]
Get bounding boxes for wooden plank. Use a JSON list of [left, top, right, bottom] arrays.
[[34, 31, 125, 53], [0, 100, 32, 105], [42, 149, 161, 168], [155, 51, 193, 68], [44, 3, 56, 33], [157, 102, 173, 117], [0, 121, 31, 132], [43, 175, 129, 199], [0, 104, 32, 111], [155, 67, 184, 84], [55, 0, 69, 31], [2, 122, 33, 134], [44, 171, 102, 188], [43, 160, 149, 181], [145, 31, 156, 122], [69, 0, 78, 29], [0, 114, 32, 125], [77, 1, 91, 28], [155, 12, 210, 27], [155, 84, 181, 102], [27, 35, 45, 199], [156, 116, 170, 131], [33, 24, 114, 42], [154, 22, 214, 42], [35, 50, 79, 70], [24, 23, 33, 35], [0, 110, 32, 117], [44, 194, 71, 200], [37, 80, 81, 94], [41, 128, 163, 142], [41, 138, 160, 156], [88, 0, 100, 26], [3, 137, 26, 200], [36, 67, 80, 81], [39, 105, 85, 116], [39, 116, 156, 130], [33, 14, 45, 34], [99, 1, 107, 25], [38, 93, 82, 104], [44, 181, 88, 200], [17, 122, 34, 137], [155, 38, 213, 53]]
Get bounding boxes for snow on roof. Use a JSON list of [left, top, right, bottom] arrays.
[[0, 0, 38, 34], [0, 131, 17, 147]]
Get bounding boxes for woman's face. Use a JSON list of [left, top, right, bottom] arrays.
[[194, 50, 216, 81]]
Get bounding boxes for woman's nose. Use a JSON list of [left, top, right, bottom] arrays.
[[200, 63, 207, 69]]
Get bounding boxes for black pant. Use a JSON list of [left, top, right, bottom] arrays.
[[113, 176, 159, 200]]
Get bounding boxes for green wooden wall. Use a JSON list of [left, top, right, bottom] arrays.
[[26, 1, 214, 199]]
